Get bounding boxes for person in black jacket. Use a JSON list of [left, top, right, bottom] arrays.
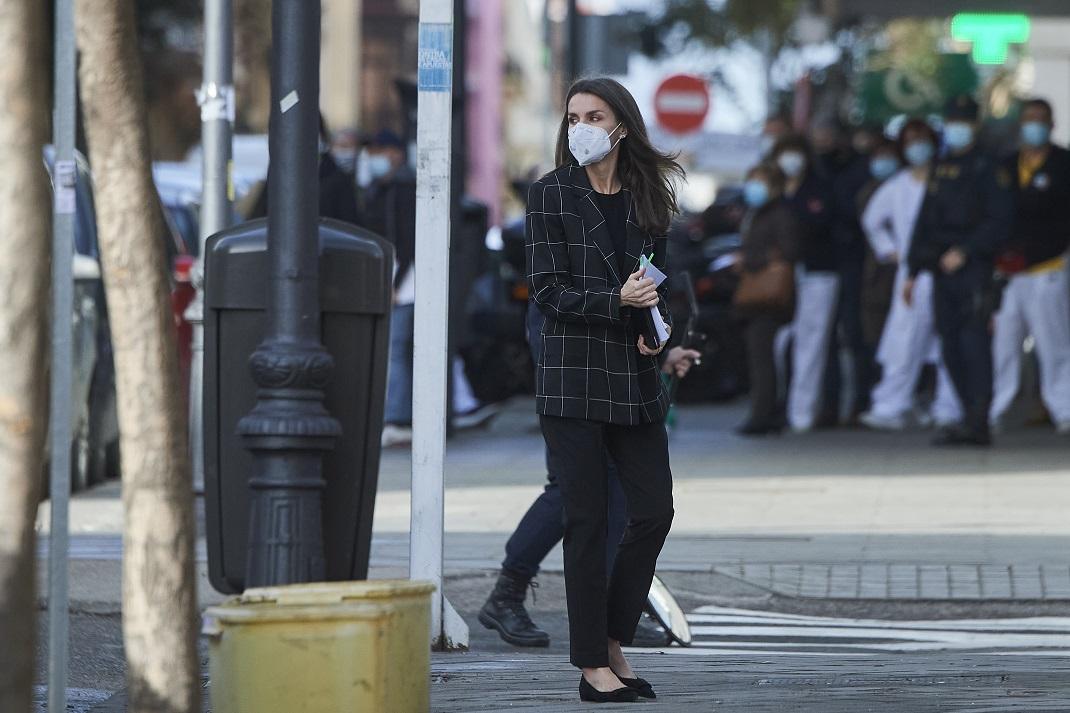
[[524, 76, 681, 703], [827, 128, 890, 424], [247, 113, 360, 225], [771, 134, 839, 433], [990, 98, 1070, 433], [905, 94, 1014, 446], [362, 130, 421, 445]]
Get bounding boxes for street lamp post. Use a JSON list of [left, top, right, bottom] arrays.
[[238, 0, 339, 587], [189, 0, 234, 494], [48, 3, 76, 710]]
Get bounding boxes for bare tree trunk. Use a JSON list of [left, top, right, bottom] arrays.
[[0, 1, 52, 710], [75, 1, 200, 711]]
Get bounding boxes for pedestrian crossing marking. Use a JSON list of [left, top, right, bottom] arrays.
[[626, 605, 1070, 657]]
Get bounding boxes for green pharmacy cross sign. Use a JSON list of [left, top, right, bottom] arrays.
[[951, 13, 1031, 65]]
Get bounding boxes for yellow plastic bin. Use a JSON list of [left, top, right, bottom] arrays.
[[204, 580, 435, 713]]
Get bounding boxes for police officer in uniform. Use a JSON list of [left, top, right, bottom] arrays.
[[904, 95, 1014, 446], [990, 98, 1070, 433]]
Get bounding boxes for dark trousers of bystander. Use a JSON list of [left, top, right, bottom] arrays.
[[745, 315, 782, 427], [502, 463, 628, 581], [838, 256, 876, 416], [540, 414, 674, 669], [932, 262, 994, 435]]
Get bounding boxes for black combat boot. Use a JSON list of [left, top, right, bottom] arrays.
[[479, 570, 550, 647]]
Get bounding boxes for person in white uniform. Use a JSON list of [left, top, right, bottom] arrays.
[[771, 135, 840, 432], [990, 98, 1070, 434], [859, 119, 962, 430]]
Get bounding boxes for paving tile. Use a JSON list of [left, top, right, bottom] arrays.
[[1040, 565, 1070, 599], [947, 565, 982, 599], [713, 562, 1070, 602]]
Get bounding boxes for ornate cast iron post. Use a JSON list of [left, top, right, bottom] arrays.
[[238, 0, 339, 587]]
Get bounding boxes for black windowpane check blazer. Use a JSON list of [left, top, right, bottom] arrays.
[[525, 163, 673, 425]]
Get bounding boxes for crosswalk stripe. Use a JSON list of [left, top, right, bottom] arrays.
[[629, 606, 1070, 657]]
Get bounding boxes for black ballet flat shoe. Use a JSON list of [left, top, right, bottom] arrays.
[[617, 676, 655, 699], [578, 676, 639, 703]]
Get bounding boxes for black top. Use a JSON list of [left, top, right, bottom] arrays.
[[908, 147, 1014, 277], [249, 153, 361, 226], [1002, 145, 1070, 268], [831, 155, 873, 266], [784, 172, 837, 272], [593, 189, 630, 275], [362, 166, 417, 288]]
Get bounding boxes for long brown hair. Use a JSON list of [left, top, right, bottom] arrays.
[[555, 77, 685, 235]]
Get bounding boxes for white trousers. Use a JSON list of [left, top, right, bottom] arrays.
[[990, 266, 1070, 425], [870, 270, 962, 424], [785, 270, 840, 430]]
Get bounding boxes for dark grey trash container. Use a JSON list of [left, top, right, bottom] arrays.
[[203, 218, 393, 594]]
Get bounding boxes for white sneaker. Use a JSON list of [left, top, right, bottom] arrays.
[[453, 402, 503, 430], [381, 424, 413, 447], [912, 407, 934, 429], [859, 411, 906, 431]]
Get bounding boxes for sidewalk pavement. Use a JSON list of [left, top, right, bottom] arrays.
[[39, 400, 1070, 608], [31, 398, 1070, 711]]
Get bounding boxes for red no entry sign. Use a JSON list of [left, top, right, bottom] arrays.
[[654, 74, 710, 134]]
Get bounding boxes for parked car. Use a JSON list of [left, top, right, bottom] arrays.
[[44, 148, 119, 492], [153, 160, 253, 397], [41, 151, 218, 493]]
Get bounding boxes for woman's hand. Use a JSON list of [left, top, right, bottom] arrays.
[[620, 267, 659, 308], [637, 327, 670, 357]]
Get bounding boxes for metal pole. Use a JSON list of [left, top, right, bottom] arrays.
[[238, 0, 339, 587], [48, 0, 76, 709], [189, 0, 234, 493], [412, 0, 468, 649], [567, 0, 580, 83]]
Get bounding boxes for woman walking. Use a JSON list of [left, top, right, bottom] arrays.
[[525, 77, 682, 703], [734, 163, 800, 435]]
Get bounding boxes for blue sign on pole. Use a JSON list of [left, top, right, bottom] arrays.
[[418, 23, 453, 93]]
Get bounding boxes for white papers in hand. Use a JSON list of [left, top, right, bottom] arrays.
[[640, 255, 670, 345]]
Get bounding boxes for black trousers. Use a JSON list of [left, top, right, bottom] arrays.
[[932, 263, 994, 433], [540, 414, 674, 669], [501, 459, 627, 581], [745, 316, 782, 426], [505, 301, 629, 579], [837, 256, 876, 414]]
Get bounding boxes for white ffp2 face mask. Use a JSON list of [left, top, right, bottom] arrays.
[[568, 121, 623, 166]]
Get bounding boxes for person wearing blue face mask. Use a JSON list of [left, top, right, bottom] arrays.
[[771, 134, 838, 433], [734, 163, 801, 435], [869, 150, 900, 182], [860, 119, 962, 432], [248, 113, 361, 225], [990, 98, 1070, 434], [905, 94, 1014, 446]]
